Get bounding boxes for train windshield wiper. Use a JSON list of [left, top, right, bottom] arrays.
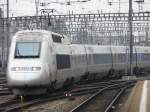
[[16, 47, 22, 57]]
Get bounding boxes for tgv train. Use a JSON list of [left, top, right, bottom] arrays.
[[7, 30, 150, 95]]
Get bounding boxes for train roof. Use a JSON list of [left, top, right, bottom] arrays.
[[12, 30, 71, 44], [12, 30, 150, 50], [15, 30, 54, 35]]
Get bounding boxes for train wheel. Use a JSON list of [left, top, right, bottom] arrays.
[[118, 70, 124, 78], [108, 69, 115, 78], [92, 74, 96, 81], [48, 82, 56, 93], [70, 77, 75, 85], [63, 78, 70, 87], [133, 67, 140, 75]]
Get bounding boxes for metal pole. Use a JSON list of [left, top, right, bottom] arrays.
[[129, 0, 133, 76], [1, 17, 4, 72], [6, 0, 9, 67], [35, 0, 39, 16], [119, 0, 121, 13]]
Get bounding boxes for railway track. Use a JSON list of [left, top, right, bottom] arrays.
[[0, 91, 11, 96], [0, 78, 6, 84], [0, 80, 136, 112], [70, 81, 135, 112], [0, 74, 6, 78], [0, 97, 20, 111], [104, 84, 134, 112], [0, 85, 99, 111], [0, 78, 11, 96]]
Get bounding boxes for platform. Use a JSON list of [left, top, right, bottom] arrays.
[[120, 80, 150, 112]]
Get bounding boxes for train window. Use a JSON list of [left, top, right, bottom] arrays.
[[15, 42, 41, 58], [93, 54, 111, 64], [118, 54, 126, 63], [52, 34, 62, 43], [136, 53, 141, 61], [141, 53, 150, 61], [56, 54, 71, 69]]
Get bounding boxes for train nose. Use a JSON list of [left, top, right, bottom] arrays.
[[7, 65, 50, 89], [7, 72, 42, 88]]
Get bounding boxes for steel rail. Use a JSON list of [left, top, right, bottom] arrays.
[[0, 91, 11, 96], [0, 97, 19, 108], [0, 81, 128, 112], [104, 83, 134, 112], [0, 80, 135, 112], [2, 85, 106, 112], [70, 81, 135, 112]]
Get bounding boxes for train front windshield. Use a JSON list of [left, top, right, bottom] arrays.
[[15, 42, 41, 58]]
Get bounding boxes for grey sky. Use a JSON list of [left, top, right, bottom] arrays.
[[6, 0, 150, 17]]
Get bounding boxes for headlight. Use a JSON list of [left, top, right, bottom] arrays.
[[32, 67, 41, 71], [11, 67, 19, 71], [16, 67, 19, 71]]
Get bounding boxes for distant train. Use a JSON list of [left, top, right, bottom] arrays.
[[7, 30, 150, 95]]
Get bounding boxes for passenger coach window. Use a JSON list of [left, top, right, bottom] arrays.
[[15, 42, 41, 58], [52, 34, 62, 43], [56, 54, 71, 69]]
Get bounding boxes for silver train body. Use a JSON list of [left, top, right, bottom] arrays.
[[7, 30, 150, 95]]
